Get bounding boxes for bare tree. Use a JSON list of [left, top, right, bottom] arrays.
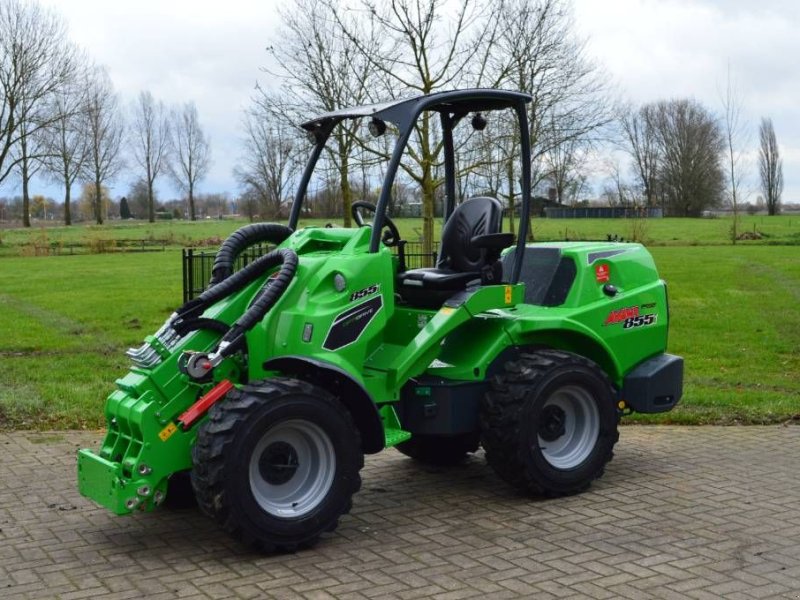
[[40, 65, 91, 225], [264, 0, 379, 227], [0, 0, 77, 226], [130, 91, 170, 222], [651, 99, 724, 217], [238, 188, 260, 222], [168, 101, 210, 221], [542, 115, 590, 205], [330, 0, 499, 254], [619, 102, 660, 207], [234, 94, 300, 218], [602, 158, 636, 207], [485, 0, 613, 238], [720, 67, 748, 242], [82, 66, 124, 225], [758, 117, 782, 216]]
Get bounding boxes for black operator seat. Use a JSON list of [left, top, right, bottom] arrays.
[[396, 196, 513, 308]]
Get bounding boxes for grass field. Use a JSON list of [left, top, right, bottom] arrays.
[[1, 213, 799, 256], [1, 218, 798, 429]]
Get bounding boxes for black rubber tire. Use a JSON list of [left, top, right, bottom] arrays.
[[480, 349, 619, 497], [395, 433, 480, 466], [191, 378, 364, 552]]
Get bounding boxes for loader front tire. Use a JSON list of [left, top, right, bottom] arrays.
[[191, 378, 363, 552]]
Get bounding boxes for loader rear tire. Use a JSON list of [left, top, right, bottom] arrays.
[[191, 378, 363, 552], [480, 350, 619, 497]]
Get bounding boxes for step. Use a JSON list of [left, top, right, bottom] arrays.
[[384, 427, 412, 448]]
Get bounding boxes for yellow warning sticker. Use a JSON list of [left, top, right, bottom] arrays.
[[159, 422, 178, 442], [504, 285, 513, 304], [440, 307, 455, 315]]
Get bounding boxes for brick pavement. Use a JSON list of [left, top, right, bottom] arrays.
[[1, 426, 799, 600]]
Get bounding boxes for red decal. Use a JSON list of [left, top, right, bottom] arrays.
[[604, 306, 639, 325], [595, 264, 610, 283]]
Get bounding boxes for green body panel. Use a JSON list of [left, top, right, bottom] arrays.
[[78, 228, 671, 514]]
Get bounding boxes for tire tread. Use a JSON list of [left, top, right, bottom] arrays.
[[480, 349, 619, 497], [191, 377, 363, 552]]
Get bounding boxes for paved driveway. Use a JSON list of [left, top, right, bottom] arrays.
[[1, 426, 799, 599]]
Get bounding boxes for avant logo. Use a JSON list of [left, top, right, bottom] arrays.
[[605, 306, 639, 325]]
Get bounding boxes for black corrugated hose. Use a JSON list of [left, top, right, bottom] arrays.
[[173, 248, 298, 355], [214, 248, 298, 358], [208, 223, 293, 286]]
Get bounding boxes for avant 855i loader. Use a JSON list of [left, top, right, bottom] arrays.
[[78, 89, 683, 551]]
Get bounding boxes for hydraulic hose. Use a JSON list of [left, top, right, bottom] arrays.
[[209, 223, 293, 286], [214, 248, 298, 358], [177, 248, 298, 379], [176, 247, 296, 322]]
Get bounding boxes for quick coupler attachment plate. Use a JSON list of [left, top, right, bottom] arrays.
[[77, 449, 165, 515]]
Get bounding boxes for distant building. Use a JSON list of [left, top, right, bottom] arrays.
[[545, 206, 663, 219]]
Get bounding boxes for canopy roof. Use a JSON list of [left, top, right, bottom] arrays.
[[300, 88, 532, 132]]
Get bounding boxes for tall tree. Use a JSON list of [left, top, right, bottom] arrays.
[[119, 196, 131, 219], [651, 99, 724, 217], [542, 114, 590, 205], [483, 0, 612, 237], [619, 103, 660, 207], [720, 67, 748, 242], [234, 94, 300, 219], [130, 90, 170, 223], [82, 66, 124, 225], [266, 0, 378, 227], [758, 117, 782, 216], [40, 66, 90, 226], [0, 0, 77, 226], [331, 0, 499, 254], [168, 102, 210, 221]]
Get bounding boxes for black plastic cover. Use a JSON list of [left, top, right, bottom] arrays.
[[397, 378, 486, 435], [621, 353, 684, 413]]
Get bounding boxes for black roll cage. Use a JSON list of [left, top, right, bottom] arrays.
[[288, 88, 533, 284]]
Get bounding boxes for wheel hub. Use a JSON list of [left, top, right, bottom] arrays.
[[536, 385, 601, 470], [259, 441, 299, 485], [248, 419, 336, 517], [539, 405, 567, 441]]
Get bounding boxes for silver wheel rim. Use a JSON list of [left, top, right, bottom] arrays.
[[537, 385, 600, 470], [248, 419, 335, 518]]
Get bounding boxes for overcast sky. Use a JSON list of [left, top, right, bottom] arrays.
[[8, 0, 800, 204]]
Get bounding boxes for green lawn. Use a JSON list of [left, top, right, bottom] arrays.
[[634, 246, 800, 424], [1, 214, 799, 256], [1, 242, 798, 429], [0, 252, 182, 428]]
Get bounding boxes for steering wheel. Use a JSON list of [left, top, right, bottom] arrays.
[[351, 201, 402, 247]]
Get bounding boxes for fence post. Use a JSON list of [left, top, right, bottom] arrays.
[[182, 249, 191, 304]]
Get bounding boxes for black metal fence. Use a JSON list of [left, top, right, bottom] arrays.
[[181, 241, 440, 303], [182, 243, 275, 304], [400, 241, 439, 270]]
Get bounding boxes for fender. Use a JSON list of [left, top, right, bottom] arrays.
[[263, 355, 384, 453]]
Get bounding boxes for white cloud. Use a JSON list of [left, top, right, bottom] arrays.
[[32, 0, 282, 199], [5, 0, 798, 207], [572, 0, 800, 201]]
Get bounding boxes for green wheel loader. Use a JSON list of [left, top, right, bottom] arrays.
[[78, 89, 683, 551]]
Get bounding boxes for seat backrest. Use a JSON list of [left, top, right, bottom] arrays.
[[437, 196, 503, 272]]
